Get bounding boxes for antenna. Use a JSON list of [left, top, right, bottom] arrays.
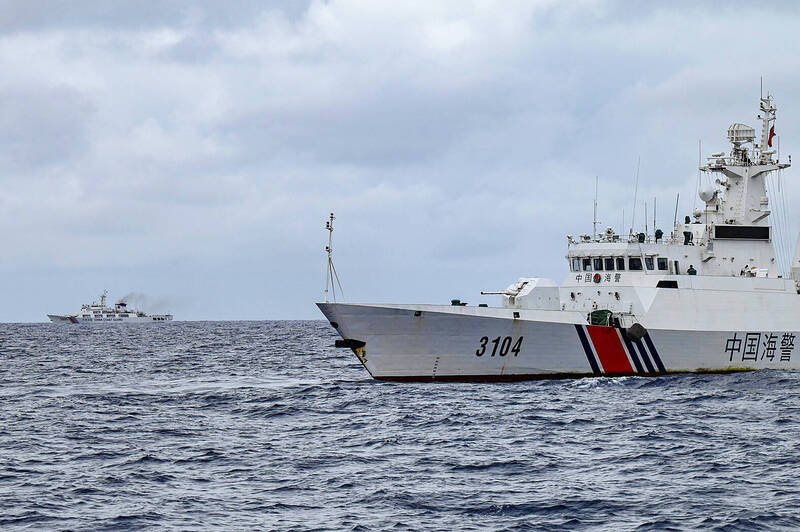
[[645, 201, 648, 240], [673, 193, 680, 237], [694, 140, 702, 210], [629, 157, 640, 238], [654, 197, 657, 233], [593, 176, 598, 240], [324, 213, 344, 303]]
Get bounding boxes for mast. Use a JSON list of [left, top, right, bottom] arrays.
[[673, 193, 679, 239], [759, 94, 777, 164], [653, 197, 656, 233], [324, 213, 344, 303], [629, 157, 640, 238], [698, 91, 791, 276], [593, 176, 598, 240]]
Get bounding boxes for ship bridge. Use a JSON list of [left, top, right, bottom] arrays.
[[498, 94, 797, 328]]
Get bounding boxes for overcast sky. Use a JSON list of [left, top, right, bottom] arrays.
[[2, 0, 800, 321]]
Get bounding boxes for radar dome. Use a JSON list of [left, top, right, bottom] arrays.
[[699, 184, 717, 203]]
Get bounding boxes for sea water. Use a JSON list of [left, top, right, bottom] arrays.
[[1, 321, 799, 530]]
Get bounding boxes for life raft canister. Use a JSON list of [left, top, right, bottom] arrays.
[[625, 323, 646, 341]]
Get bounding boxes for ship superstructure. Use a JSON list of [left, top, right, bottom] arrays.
[[318, 93, 800, 380], [48, 290, 173, 323]]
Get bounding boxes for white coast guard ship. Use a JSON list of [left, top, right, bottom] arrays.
[[48, 290, 173, 323], [318, 93, 800, 380]]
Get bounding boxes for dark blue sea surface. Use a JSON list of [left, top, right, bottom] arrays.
[[2, 321, 800, 530]]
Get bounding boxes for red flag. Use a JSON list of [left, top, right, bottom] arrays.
[[768, 125, 776, 147]]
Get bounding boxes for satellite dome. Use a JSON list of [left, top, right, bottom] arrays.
[[699, 184, 717, 203]]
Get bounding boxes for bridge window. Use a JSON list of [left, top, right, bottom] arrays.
[[657, 257, 668, 270], [571, 258, 581, 271], [582, 258, 592, 271], [604, 258, 615, 271], [629, 257, 643, 271], [593, 258, 604, 271], [616, 257, 625, 270], [645, 257, 655, 270]]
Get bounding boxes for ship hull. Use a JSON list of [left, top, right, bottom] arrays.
[[317, 303, 800, 380], [47, 314, 173, 323], [47, 314, 79, 324]]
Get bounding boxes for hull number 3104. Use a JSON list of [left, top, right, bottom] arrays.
[[476, 336, 524, 357]]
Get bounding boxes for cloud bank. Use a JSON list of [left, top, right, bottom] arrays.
[[1, 0, 799, 320]]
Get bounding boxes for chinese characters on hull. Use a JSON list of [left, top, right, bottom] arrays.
[[725, 332, 795, 363], [575, 273, 622, 283]]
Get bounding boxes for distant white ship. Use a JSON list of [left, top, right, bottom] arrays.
[[47, 290, 173, 323]]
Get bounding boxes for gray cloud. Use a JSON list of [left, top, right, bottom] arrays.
[[0, 85, 94, 170], [1, 1, 800, 321], [0, 1, 306, 33]]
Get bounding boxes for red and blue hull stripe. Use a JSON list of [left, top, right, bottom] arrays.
[[575, 324, 665, 375]]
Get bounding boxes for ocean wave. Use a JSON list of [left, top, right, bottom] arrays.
[[2, 321, 800, 530]]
